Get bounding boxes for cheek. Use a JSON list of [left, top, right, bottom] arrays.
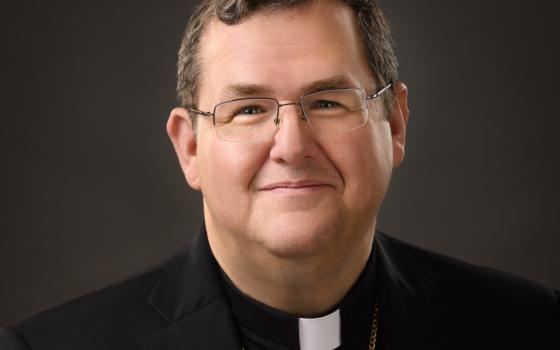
[[370, 123, 394, 171], [332, 122, 393, 206], [197, 137, 270, 233], [198, 136, 268, 199]]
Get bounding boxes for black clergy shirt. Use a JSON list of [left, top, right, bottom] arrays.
[[220, 247, 378, 350]]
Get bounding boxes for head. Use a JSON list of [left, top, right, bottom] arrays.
[[167, 0, 409, 264]]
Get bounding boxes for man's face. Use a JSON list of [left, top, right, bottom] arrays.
[[170, 1, 408, 259]]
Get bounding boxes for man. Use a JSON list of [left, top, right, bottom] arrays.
[[1, 0, 558, 349]]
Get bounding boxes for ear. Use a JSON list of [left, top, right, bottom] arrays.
[[167, 107, 201, 190], [388, 82, 410, 168]]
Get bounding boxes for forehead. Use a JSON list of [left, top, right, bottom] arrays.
[[197, 1, 373, 105]]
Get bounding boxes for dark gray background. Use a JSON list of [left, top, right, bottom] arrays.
[[2, 0, 559, 325]]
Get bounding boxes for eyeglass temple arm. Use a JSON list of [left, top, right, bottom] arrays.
[[365, 83, 392, 100], [186, 107, 213, 117]]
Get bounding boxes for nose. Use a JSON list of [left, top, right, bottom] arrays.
[[269, 103, 317, 166]]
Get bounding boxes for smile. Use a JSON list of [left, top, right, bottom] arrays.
[[260, 180, 332, 192]]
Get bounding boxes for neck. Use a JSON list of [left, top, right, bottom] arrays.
[[206, 217, 375, 317]]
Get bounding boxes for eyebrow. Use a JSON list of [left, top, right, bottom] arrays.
[[219, 75, 355, 101]]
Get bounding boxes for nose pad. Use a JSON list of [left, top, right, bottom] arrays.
[[274, 103, 307, 128]]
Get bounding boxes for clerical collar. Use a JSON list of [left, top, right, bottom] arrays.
[[220, 246, 377, 350]]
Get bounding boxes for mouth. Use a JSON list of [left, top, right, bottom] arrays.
[[260, 180, 332, 192]]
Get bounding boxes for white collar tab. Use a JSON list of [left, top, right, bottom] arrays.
[[298, 309, 341, 350]]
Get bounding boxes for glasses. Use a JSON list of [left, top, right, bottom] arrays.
[[187, 84, 392, 143]]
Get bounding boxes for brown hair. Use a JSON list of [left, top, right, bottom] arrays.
[[176, 0, 398, 128]]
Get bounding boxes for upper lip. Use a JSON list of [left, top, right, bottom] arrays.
[[260, 180, 331, 191]]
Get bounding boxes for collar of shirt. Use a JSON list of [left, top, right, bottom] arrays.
[[220, 246, 377, 350]]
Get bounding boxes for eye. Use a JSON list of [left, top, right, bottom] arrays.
[[315, 100, 341, 109], [235, 105, 266, 116]]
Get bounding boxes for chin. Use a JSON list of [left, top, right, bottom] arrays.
[[255, 216, 341, 259]]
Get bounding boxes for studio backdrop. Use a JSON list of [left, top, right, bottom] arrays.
[[1, 0, 559, 325]]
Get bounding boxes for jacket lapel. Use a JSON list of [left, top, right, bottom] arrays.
[[374, 233, 444, 349], [139, 224, 242, 350]]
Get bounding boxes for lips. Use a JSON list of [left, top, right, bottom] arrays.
[[260, 180, 331, 191]]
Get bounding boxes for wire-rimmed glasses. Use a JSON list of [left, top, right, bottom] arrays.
[[187, 84, 392, 143]]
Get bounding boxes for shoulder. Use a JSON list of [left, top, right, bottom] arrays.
[[376, 232, 560, 347], [377, 232, 558, 302], [6, 266, 167, 350]]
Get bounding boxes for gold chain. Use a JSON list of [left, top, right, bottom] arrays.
[[241, 298, 379, 350], [368, 297, 380, 350]]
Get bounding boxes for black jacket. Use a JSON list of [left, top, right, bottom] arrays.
[[1, 227, 558, 349]]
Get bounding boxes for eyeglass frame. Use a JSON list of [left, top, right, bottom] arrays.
[[186, 83, 392, 133]]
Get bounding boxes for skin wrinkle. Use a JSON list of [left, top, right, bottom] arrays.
[[216, 76, 356, 104]]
